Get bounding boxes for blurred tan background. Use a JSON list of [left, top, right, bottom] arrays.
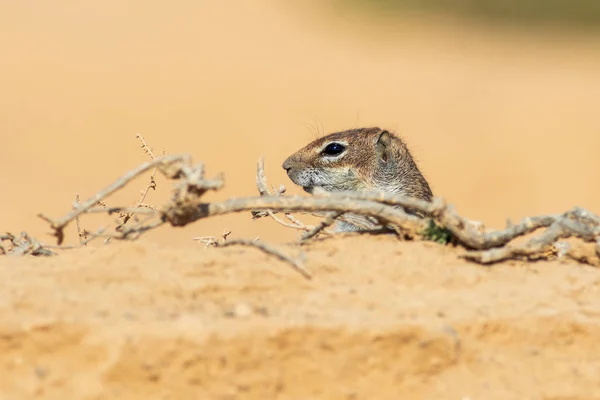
[[2, 0, 599, 246]]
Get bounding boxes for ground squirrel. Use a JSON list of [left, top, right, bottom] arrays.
[[282, 127, 433, 231]]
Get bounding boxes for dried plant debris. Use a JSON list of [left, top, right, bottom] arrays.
[[193, 231, 232, 248], [5, 136, 599, 275], [1, 232, 56, 257], [218, 238, 311, 280], [462, 207, 600, 265]]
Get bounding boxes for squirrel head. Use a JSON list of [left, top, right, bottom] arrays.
[[282, 127, 433, 202]]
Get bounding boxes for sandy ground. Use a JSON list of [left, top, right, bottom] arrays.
[[2, 1, 600, 398]]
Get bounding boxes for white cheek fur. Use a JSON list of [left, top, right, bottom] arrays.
[[319, 152, 346, 163]]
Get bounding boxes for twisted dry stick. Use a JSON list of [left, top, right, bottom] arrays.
[[32, 153, 600, 269]]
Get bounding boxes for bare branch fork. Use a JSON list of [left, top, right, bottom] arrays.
[[37, 154, 222, 245], [28, 151, 600, 269]]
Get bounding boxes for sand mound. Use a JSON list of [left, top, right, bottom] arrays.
[[2, 237, 600, 399], [2, 0, 600, 398]]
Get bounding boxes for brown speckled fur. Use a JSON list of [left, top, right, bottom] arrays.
[[282, 127, 433, 231]]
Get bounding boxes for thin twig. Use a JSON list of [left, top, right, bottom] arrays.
[[106, 136, 163, 243], [49, 217, 166, 249], [218, 239, 311, 279], [136, 133, 156, 159], [193, 231, 232, 248], [75, 193, 86, 246], [127, 135, 162, 219], [118, 218, 166, 240], [301, 211, 342, 241], [255, 156, 271, 197], [83, 207, 158, 216], [253, 157, 312, 230], [267, 211, 312, 232], [284, 213, 306, 227], [38, 154, 199, 244], [48, 227, 110, 249]]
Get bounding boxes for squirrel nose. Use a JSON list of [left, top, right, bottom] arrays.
[[282, 159, 292, 172]]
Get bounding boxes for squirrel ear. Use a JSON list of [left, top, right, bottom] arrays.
[[375, 130, 391, 162]]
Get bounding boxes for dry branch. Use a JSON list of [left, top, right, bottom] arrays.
[[38, 154, 222, 245], [193, 230, 232, 247], [37, 154, 183, 244], [267, 211, 311, 232], [162, 195, 426, 234], [218, 238, 311, 279], [75, 193, 86, 245], [253, 157, 315, 234], [309, 191, 561, 250], [122, 134, 162, 225], [23, 148, 600, 270], [463, 208, 600, 264], [301, 211, 342, 241], [1, 232, 56, 257]]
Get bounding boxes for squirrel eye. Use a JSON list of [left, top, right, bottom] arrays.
[[322, 142, 346, 156]]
